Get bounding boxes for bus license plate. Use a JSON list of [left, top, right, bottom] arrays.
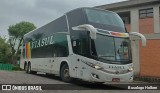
[[112, 78, 120, 82]]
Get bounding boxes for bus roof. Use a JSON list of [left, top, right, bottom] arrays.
[[24, 7, 113, 37]]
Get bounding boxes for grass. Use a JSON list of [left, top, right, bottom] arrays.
[[12, 65, 21, 71]]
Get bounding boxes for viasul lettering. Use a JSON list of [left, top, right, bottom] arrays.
[[31, 35, 55, 49]]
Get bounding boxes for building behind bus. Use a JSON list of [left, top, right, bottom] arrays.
[[96, 0, 160, 79]]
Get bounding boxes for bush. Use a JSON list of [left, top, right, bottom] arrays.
[[12, 65, 21, 71]]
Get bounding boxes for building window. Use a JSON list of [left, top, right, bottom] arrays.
[[118, 11, 130, 24], [121, 17, 130, 24], [139, 8, 153, 18]]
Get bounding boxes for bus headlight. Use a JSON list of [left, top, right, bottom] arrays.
[[85, 62, 103, 70], [128, 67, 133, 72], [94, 65, 103, 70]]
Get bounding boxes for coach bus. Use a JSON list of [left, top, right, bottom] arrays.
[[20, 7, 146, 83]]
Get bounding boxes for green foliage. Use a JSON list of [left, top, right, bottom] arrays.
[[8, 21, 36, 37], [7, 21, 36, 64], [0, 37, 10, 63], [12, 65, 21, 71]]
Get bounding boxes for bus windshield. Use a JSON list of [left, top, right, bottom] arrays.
[[85, 8, 125, 32], [91, 33, 131, 64]]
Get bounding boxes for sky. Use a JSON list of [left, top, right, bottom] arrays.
[[0, 0, 126, 38]]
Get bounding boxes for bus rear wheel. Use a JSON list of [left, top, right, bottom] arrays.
[[24, 63, 28, 73], [60, 64, 72, 83], [28, 63, 37, 74]]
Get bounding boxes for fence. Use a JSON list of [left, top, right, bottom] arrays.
[[0, 63, 12, 70]]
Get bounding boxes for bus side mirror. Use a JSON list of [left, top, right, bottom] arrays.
[[129, 32, 147, 47], [72, 24, 97, 40]]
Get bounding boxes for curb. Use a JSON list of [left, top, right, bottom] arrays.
[[134, 76, 160, 83]]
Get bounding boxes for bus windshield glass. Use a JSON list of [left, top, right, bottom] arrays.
[[91, 33, 131, 64], [85, 8, 125, 30]]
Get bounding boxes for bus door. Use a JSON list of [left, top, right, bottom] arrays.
[[49, 45, 67, 74], [44, 57, 57, 74], [72, 39, 90, 80], [49, 57, 57, 74], [43, 45, 57, 74]]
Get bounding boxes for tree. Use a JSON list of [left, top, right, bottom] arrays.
[[8, 21, 36, 64], [0, 36, 10, 63]]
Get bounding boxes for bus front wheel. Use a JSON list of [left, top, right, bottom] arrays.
[[60, 64, 72, 83]]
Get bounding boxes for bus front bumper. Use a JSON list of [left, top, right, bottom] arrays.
[[89, 68, 133, 83]]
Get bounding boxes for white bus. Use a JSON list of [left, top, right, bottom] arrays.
[[20, 7, 146, 83]]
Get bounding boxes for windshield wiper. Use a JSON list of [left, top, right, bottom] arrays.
[[98, 56, 114, 61], [98, 56, 114, 58]]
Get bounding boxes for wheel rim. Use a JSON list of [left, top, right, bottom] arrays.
[[63, 68, 70, 79]]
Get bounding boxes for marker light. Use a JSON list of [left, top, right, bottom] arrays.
[[128, 67, 133, 72], [85, 62, 103, 70], [94, 65, 103, 70], [110, 32, 129, 37]]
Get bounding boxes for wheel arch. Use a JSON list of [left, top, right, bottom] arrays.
[[60, 61, 69, 75], [59, 60, 73, 82]]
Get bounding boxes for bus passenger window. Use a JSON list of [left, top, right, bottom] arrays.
[[52, 45, 68, 57], [73, 41, 76, 47], [72, 40, 80, 54]]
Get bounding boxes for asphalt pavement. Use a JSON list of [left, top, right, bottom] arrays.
[[0, 70, 159, 93]]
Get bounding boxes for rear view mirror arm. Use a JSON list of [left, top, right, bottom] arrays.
[[72, 24, 98, 39], [129, 32, 147, 47]]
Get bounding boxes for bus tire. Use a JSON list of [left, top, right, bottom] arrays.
[[24, 63, 28, 73], [28, 63, 37, 74], [60, 64, 72, 83], [95, 82, 104, 84]]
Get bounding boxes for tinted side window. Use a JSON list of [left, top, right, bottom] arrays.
[[31, 45, 53, 58], [31, 33, 69, 58], [24, 15, 68, 43], [139, 8, 153, 18], [71, 31, 90, 56], [67, 8, 87, 31], [53, 44, 68, 57]]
